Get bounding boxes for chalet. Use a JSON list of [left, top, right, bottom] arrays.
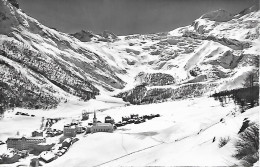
[[62, 138, 72, 147], [39, 151, 56, 163], [82, 112, 89, 121], [115, 122, 123, 127], [63, 125, 76, 137], [91, 112, 113, 133], [6, 137, 46, 151], [104, 116, 114, 124], [76, 125, 85, 133], [122, 116, 130, 122], [130, 114, 139, 119], [32, 130, 43, 137], [128, 119, 135, 123]]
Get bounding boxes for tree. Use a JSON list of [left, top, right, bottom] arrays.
[[243, 72, 257, 88], [234, 123, 259, 167]]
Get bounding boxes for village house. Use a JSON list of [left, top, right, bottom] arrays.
[[104, 116, 114, 124], [130, 114, 139, 119], [91, 112, 113, 133], [39, 151, 57, 163], [122, 116, 130, 122], [82, 112, 89, 120], [61, 138, 72, 148], [30, 158, 40, 167], [0, 152, 21, 164], [32, 130, 43, 137], [46, 129, 63, 137], [6, 137, 46, 151], [76, 125, 85, 133], [63, 125, 76, 137], [32, 143, 55, 153]]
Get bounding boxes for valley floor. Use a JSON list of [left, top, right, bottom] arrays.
[[0, 95, 258, 166]]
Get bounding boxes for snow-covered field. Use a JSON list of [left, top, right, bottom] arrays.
[[47, 97, 259, 167], [0, 95, 258, 166]]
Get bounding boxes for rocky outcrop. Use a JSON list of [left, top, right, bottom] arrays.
[[125, 48, 140, 55], [71, 30, 95, 42], [236, 5, 259, 18], [7, 0, 18, 8], [135, 72, 175, 86]]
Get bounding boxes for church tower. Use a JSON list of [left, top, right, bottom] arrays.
[[93, 111, 97, 126]]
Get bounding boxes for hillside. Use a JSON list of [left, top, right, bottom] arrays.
[[0, 0, 259, 110], [0, 0, 126, 112], [0, 1, 259, 166]]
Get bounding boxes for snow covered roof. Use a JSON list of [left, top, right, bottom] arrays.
[[40, 151, 56, 162], [7, 136, 45, 140], [33, 129, 43, 133], [63, 138, 72, 143], [95, 123, 113, 127]]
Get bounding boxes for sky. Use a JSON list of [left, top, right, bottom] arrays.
[[17, 0, 258, 35]]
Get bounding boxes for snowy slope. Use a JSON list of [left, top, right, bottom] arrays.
[[1, 0, 259, 109], [0, 0, 126, 112], [45, 98, 259, 167]]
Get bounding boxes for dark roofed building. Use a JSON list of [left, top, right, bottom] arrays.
[[130, 114, 139, 119], [6, 137, 46, 151], [63, 125, 76, 137], [104, 116, 114, 124], [32, 130, 43, 137]]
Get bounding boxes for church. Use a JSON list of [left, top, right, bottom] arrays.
[[91, 112, 114, 133]]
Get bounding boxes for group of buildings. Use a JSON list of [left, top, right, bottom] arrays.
[[90, 112, 114, 133], [2, 111, 162, 166], [63, 112, 114, 134], [115, 113, 160, 127], [63, 122, 84, 137], [5, 112, 153, 152], [4, 111, 115, 164]]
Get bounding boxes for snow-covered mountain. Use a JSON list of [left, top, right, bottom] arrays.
[[0, 0, 126, 111], [71, 30, 119, 42], [1, 0, 259, 110]]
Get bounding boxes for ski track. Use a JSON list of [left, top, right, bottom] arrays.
[[93, 115, 229, 167]]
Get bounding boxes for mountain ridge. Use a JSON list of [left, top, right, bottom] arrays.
[[0, 0, 259, 111]]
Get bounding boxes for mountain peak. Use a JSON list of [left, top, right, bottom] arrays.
[[102, 30, 118, 40], [200, 9, 233, 22]]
